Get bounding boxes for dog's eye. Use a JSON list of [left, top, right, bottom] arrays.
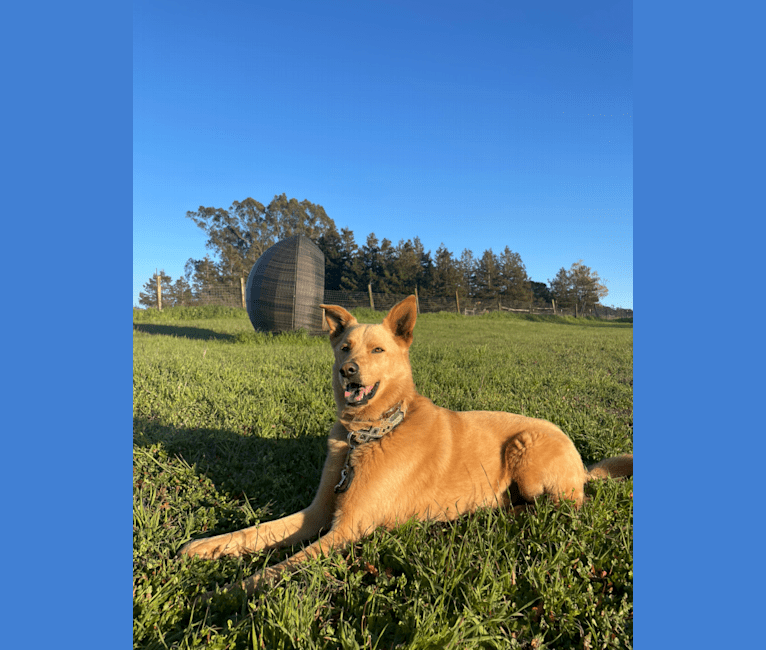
[[340, 344, 351, 352], [372, 347, 384, 354]]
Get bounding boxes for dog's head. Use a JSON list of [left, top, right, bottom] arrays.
[[320, 296, 418, 417]]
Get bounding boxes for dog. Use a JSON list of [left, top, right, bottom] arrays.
[[179, 296, 632, 597]]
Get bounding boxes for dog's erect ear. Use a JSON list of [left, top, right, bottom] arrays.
[[320, 304, 357, 340], [383, 295, 417, 347]]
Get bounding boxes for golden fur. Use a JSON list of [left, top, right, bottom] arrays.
[[179, 296, 632, 597]]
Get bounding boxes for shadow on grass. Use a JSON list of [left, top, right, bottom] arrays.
[[133, 322, 238, 341], [133, 417, 327, 520], [134, 322, 329, 344]]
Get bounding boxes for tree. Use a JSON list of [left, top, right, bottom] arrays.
[[318, 224, 344, 291], [431, 244, 461, 297], [185, 198, 267, 283], [185, 194, 337, 286], [548, 267, 574, 309], [474, 249, 500, 302], [497, 246, 532, 304], [361, 233, 384, 290], [530, 281, 553, 304], [378, 238, 397, 293], [165, 276, 194, 306], [184, 256, 222, 296], [265, 193, 336, 243], [548, 260, 608, 316], [413, 237, 433, 293], [456, 249, 476, 301], [569, 260, 608, 314], [138, 270, 173, 309], [338, 227, 364, 291], [387, 239, 420, 294], [382, 237, 431, 294]]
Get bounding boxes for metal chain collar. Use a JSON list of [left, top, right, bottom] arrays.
[[334, 403, 407, 493]]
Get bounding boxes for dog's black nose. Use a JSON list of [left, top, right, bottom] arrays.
[[340, 361, 359, 379]]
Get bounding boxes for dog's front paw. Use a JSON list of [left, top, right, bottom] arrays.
[[178, 533, 241, 560]]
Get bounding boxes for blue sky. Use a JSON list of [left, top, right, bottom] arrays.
[[134, 0, 632, 308]]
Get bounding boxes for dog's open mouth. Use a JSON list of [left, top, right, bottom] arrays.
[[343, 381, 380, 405]]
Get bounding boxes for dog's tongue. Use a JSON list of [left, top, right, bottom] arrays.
[[344, 384, 374, 402]]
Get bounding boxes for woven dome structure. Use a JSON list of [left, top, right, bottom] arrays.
[[245, 235, 325, 333]]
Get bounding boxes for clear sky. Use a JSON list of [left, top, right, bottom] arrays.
[[133, 0, 632, 309]]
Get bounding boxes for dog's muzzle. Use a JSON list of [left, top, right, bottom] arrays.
[[343, 381, 380, 405]]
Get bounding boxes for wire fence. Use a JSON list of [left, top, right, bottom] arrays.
[[322, 290, 631, 319], [140, 280, 632, 320]]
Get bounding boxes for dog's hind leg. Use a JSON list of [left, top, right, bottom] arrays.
[[179, 425, 349, 560], [503, 430, 588, 507]]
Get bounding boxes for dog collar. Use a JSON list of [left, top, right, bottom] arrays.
[[335, 403, 407, 493]]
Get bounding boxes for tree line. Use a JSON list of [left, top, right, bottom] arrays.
[[138, 194, 608, 314]]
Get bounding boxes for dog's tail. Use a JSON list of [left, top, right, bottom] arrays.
[[586, 454, 633, 480]]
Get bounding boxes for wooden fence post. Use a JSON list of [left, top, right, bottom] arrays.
[[455, 291, 460, 315], [368, 283, 375, 311], [415, 286, 420, 314], [240, 276, 246, 309], [156, 269, 162, 311], [551, 299, 556, 315]]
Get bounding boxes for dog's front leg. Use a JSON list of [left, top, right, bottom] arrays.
[[179, 425, 349, 560], [192, 474, 376, 603], [213, 520, 366, 599]]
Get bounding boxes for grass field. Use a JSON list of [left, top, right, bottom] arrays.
[[133, 306, 633, 649]]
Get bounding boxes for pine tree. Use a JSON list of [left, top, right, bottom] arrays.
[[474, 249, 500, 302], [530, 281, 553, 304], [456, 249, 476, 301], [184, 256, 222, 297], [318, 225, 344, 291], [432, 244, 461, 297], [165, 276, 194, 306], [338, 228, 364, 291], [413, 237, 433, 294], [497, 247, 532, 304], [379, 238, 396, 293], [138, 270, 173, 309], [361, 233, 383, 290]]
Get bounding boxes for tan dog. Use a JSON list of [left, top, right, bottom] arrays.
[[180, 296, 632, 597]]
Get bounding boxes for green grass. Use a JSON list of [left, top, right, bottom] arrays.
[[134, 308, 632, 649]]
